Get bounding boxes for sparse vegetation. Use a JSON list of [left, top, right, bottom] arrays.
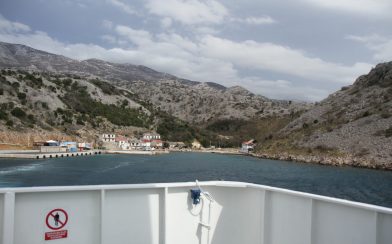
[[89, 79, 121, 95], [61, 83, 150, 127], [11, 107, 26, 118], [156, 110, 196, 143], [341, 86, 350, 91], [362, 111, 371, 117], [381, 112, 391, 119], [11, 82, 20, 89], [5, 120, 13, 127], [386, 126, 392, 138], [24, 73, 43, 88], [17, 92, 27, 100], [27, 114, 35, 124], [0, 108, 7, 120], [0, 44, 390, 169], [41, 102, 49, 110]]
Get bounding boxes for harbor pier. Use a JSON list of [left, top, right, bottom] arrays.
[[0, 150, 103, 159]]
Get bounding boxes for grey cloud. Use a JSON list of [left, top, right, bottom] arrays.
[[0, 0, 389, 102], [0, 15, 373, 101], [300, 0, 392, 17], [0, 14, 30, 33], [231, 16, 276, 25], [146, 0, 228, 25], [346, 34, 392, 61], [107, 0, 138, 15]]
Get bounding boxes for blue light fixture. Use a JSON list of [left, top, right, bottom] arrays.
[[190, 189, 201, 205]]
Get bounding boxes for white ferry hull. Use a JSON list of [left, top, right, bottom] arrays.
[[0, 181, 391, 244]]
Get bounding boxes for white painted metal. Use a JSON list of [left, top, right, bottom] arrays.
[[1, 192, 14, 244], [0, 181, 391, 244]]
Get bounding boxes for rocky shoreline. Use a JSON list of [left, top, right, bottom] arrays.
[[250, 152, 392, 171], [179, 149, 391, 170]]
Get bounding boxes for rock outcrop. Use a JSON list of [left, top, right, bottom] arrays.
[[260, 62, 392, 169]]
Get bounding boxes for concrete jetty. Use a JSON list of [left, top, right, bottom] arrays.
[[105, 150, 170, 155], [0, 150, 103, 159]]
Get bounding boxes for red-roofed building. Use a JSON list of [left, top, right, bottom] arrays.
[[115, 135, 130, 150], [142, 132, 162, 150], [241, 139, 256, 153]]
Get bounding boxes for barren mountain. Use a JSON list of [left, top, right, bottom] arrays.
[[0, 41, 309, 123], [0, 69, 151, 143], [1, 41, 390, 169], [259, 62, 392, 169]]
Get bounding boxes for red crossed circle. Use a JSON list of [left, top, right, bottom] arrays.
[[46, 209, 68, 230]]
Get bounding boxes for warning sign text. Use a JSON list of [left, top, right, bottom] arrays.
[[45, 230, 68, 240]]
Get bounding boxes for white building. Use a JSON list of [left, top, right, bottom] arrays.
[[142, 132, 162, 150], [169, 142, 186, 149], [143, 133, 161, 140], [116, 136, 130, 150], [141, 139, 151, 150], [192, 139, 202, 149], [101, 134, 116, 142], [129, 138, 143, 150], [241, 139, 256, 153]]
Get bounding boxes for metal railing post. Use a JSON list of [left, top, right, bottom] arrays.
[[100, 189, 106, 244], [2, 192, 15, 244]]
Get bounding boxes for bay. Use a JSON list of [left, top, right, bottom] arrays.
[[0, 152, 391, 208]]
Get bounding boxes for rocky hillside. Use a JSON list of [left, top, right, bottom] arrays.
[[258, 62, 392, 169], [1, 41, 390, 170], [0, 69, 152, 143], [0, 42, 312, 147], [0, 41, 309, 123]]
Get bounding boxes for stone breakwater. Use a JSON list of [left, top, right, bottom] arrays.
[[251, 152, 392, 171]]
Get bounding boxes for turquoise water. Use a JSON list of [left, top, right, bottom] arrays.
[[0, 152, 391, 207]]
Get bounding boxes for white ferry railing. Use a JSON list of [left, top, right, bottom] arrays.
[[0, 181, 391, 244]]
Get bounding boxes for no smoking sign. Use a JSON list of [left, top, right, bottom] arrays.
[[45, 209, 69, 241]]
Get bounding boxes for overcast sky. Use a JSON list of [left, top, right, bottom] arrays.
[[0, 0, 391, 101]]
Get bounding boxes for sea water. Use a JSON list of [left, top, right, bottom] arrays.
[[0, 152, 391, 208]]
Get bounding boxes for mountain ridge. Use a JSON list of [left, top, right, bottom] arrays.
[[0, 41, 309, 149], [0, 41, 309, 123], [3, 41, 390, 169], [257, 61, 392, 169]]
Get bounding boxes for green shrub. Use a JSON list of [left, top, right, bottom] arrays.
[[41, 102, 49, 110], [24, 74, 43, 88], [314, 144, 335, 152], [121, 99, 129, 107], [11, 82, 20, 89], [5, 120, 13, 127], [381, 112, 391, 119], [89, 79, 121, 95], [7, 102, 14, 109], [206, 119, 244, 132], [11, 107, 26, 118], [386, 126, 392, 138], [76, 118, 85, 125], [62, 78, 73, 87], [0, 109, 7, 120], [157, 111, 196, 142], [27, 114, 35, 123], [362, 111, 371, 117], [76, 114, 87, 125], [60, 84, 150, 127], [17, 92, 27, 100], [48, 85, 57, 93]]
